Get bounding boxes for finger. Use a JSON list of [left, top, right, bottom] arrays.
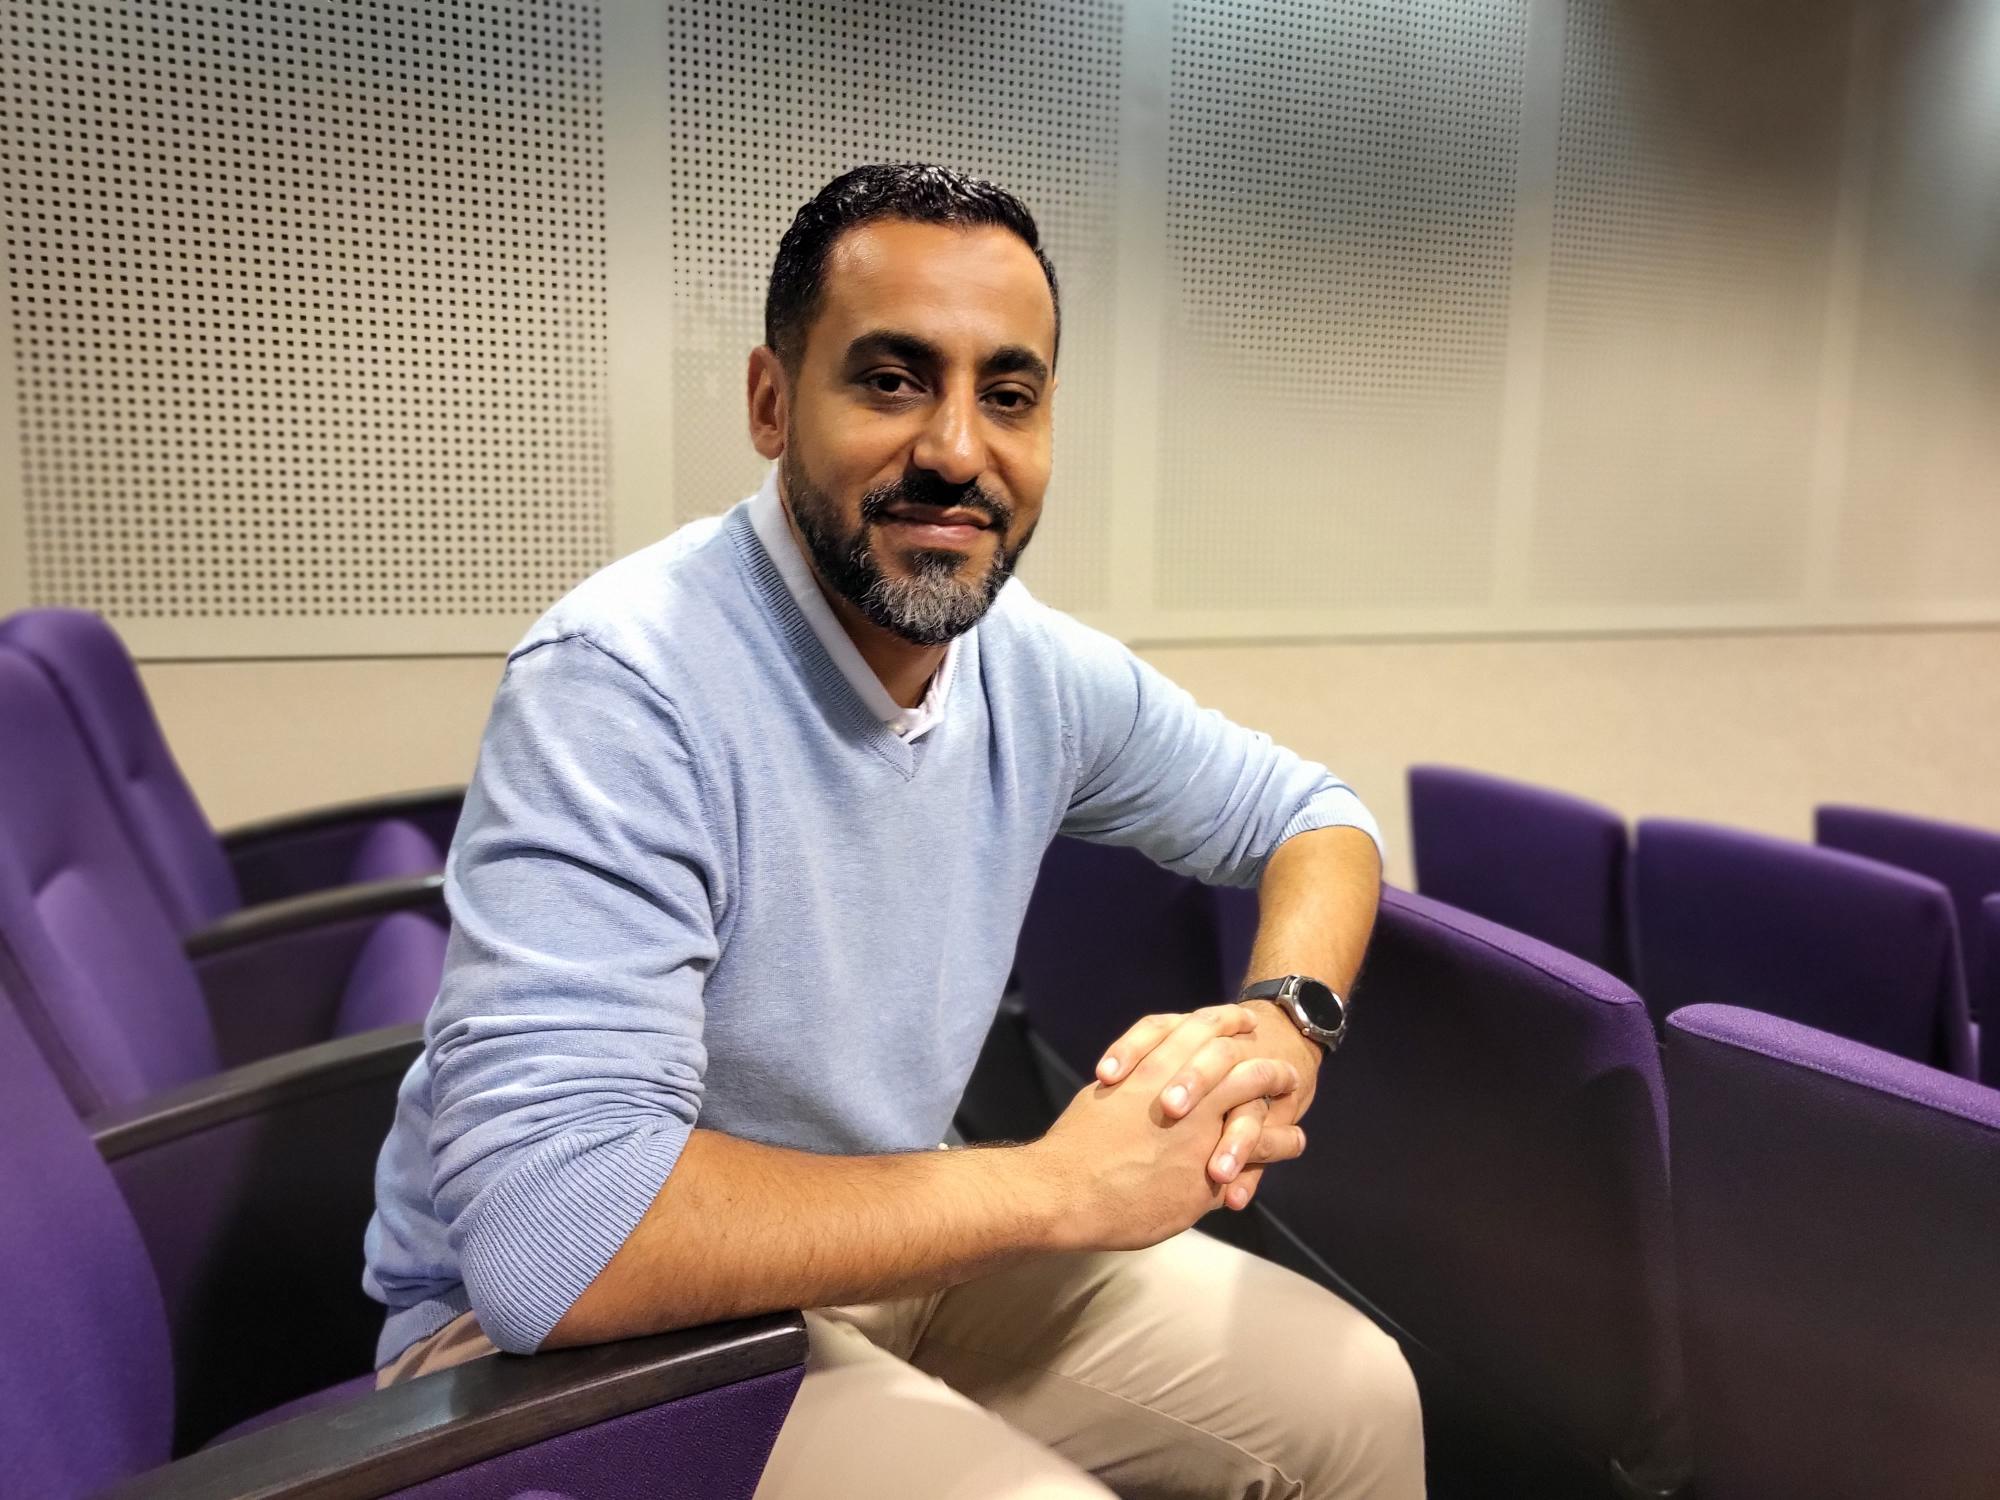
[[1210, 1111, 1305, 1182], [1225, 1123, 1308, 1210], [1208, 1100, 1267, 1183], [1225, 1165, 1264, 1211], [1108, 1004, 1259, 1091], [1157, 1033, 1252, 1119], [1207, 1056, 1301, 1118], [1248, 1123, 1307, 1167], [1093, 1014, 1178, 1084]]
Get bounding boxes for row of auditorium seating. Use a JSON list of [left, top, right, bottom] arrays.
[[1408, 764, 2000, 1083], [970, 835, 2000, 1500], [0, 608, 806, 1498], [7, 605, 1988, 1495]]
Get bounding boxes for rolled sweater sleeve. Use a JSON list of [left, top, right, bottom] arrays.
[[426, 635, 723, 1353], [1052, 615, 1382, 887]]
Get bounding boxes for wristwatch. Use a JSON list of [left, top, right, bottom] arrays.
[[1239, 974, 1349, 1054]]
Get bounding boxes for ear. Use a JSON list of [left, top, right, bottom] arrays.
[[747, 345, 789, 460]]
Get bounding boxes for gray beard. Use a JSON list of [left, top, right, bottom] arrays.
[[850, 550, 997, 647], [781, 450, 1028, 647]]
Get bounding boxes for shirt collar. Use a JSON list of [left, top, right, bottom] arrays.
[[745, 466, 957, 741]]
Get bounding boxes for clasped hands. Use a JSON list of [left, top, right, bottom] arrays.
[[1091, 1001, 1321, 1213]]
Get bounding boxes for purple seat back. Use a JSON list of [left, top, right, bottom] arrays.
[[334, 910, 448, 1036], [347, 816, 449, 886], [1012, 837, 1232, 1079], [1665, 1004, 2000, 1499], [0, 650, 221, 1112], [1985, 896, 2000, 1083], [1407, 765, 1632, 978], [1816, 804, 2000, 1019], [0, 984, 176, 1494], [1633, 819, 1975, 1076], [0, 608, 241, 931], [1254, 888, 1684, 1485]]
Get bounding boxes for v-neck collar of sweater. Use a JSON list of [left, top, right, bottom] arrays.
[[745, 467, 958, 743], [727, 504, 955, 779]]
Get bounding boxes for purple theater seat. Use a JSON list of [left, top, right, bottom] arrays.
[[1012, 836, 1234, 1080], [1252, 888, 1686, 1495], [0, 992, 178, 1498], [0, 648, 440, 1113], [349, 814, 452, 885], [334, 911, 450, 1037], [0, 607, 457, 933], [1632, 819, 1975, 1077], [1664, 1004, 2000, 1500], [1816, 805, 2000, 1021], [1984, 896, 2000, 1078], [1408, 765, 1633, 979], [0, 986, 804, 1499]]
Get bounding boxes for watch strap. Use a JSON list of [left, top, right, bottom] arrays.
[[1239, 974, 1349, 1052]]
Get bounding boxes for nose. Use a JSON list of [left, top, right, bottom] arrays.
[[910, 380, 988, 488]]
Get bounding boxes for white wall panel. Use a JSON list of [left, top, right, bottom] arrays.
[[1156, 0, 1527, 613], [4, 0, 2000, 656], [0, 0, 611, 654], [1836, 1, 2000, 602], [1530, 0, 1849, 606]]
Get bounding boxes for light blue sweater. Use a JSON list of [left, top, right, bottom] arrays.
[[362, 502, 1380, 1362]]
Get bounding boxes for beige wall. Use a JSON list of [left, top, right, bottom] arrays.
[[141, 626, 2000, 886]]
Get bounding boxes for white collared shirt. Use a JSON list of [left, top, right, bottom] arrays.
[[746, 466, 958, 742]]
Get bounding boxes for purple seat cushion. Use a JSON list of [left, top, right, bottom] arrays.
[[346, 818, 447, 887], [1817, 805, 2000, 1017], [1255, 887, 1683, 1482], [0, 987, 176, 1495], [0, 651, 222, 1112], [0, 609, 241, 931], [1666, 1004, 2000, 1500], [1408, 765, 1632, 978], [382, 1367, 803, 1500], [334, 912, 448, 1036], [1634, 819, 1974, 1075]]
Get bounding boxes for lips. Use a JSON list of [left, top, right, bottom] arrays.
[[881, 503, 992, 530]]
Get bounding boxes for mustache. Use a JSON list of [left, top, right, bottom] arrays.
[[858, 475, 1014, 537]]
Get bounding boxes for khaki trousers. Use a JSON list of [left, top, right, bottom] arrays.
[[380, 1229, 1425, 1499]]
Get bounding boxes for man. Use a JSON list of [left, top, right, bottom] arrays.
[[364, 163, 1423, 1498]]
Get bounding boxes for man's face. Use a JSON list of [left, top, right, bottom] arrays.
[[775, 219, 1057, 646]]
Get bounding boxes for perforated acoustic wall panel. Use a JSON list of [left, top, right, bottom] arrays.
[[5, 0, 2000, 658], [658, 0, 1121, 614], [1531, 0, 1849, 607], [1837, 1, 2000, 603], [0, 0, 608, 651], [1159, 0, 1526, 613]]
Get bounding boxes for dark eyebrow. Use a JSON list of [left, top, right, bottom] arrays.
[[843, 330, 1050, 388], [980, 344, 1051, 387]]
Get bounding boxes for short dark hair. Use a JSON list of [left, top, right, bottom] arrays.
[[764, 163, 1061, 372]]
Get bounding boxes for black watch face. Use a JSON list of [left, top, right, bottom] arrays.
[[1295, 977, 1344, 1030]]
